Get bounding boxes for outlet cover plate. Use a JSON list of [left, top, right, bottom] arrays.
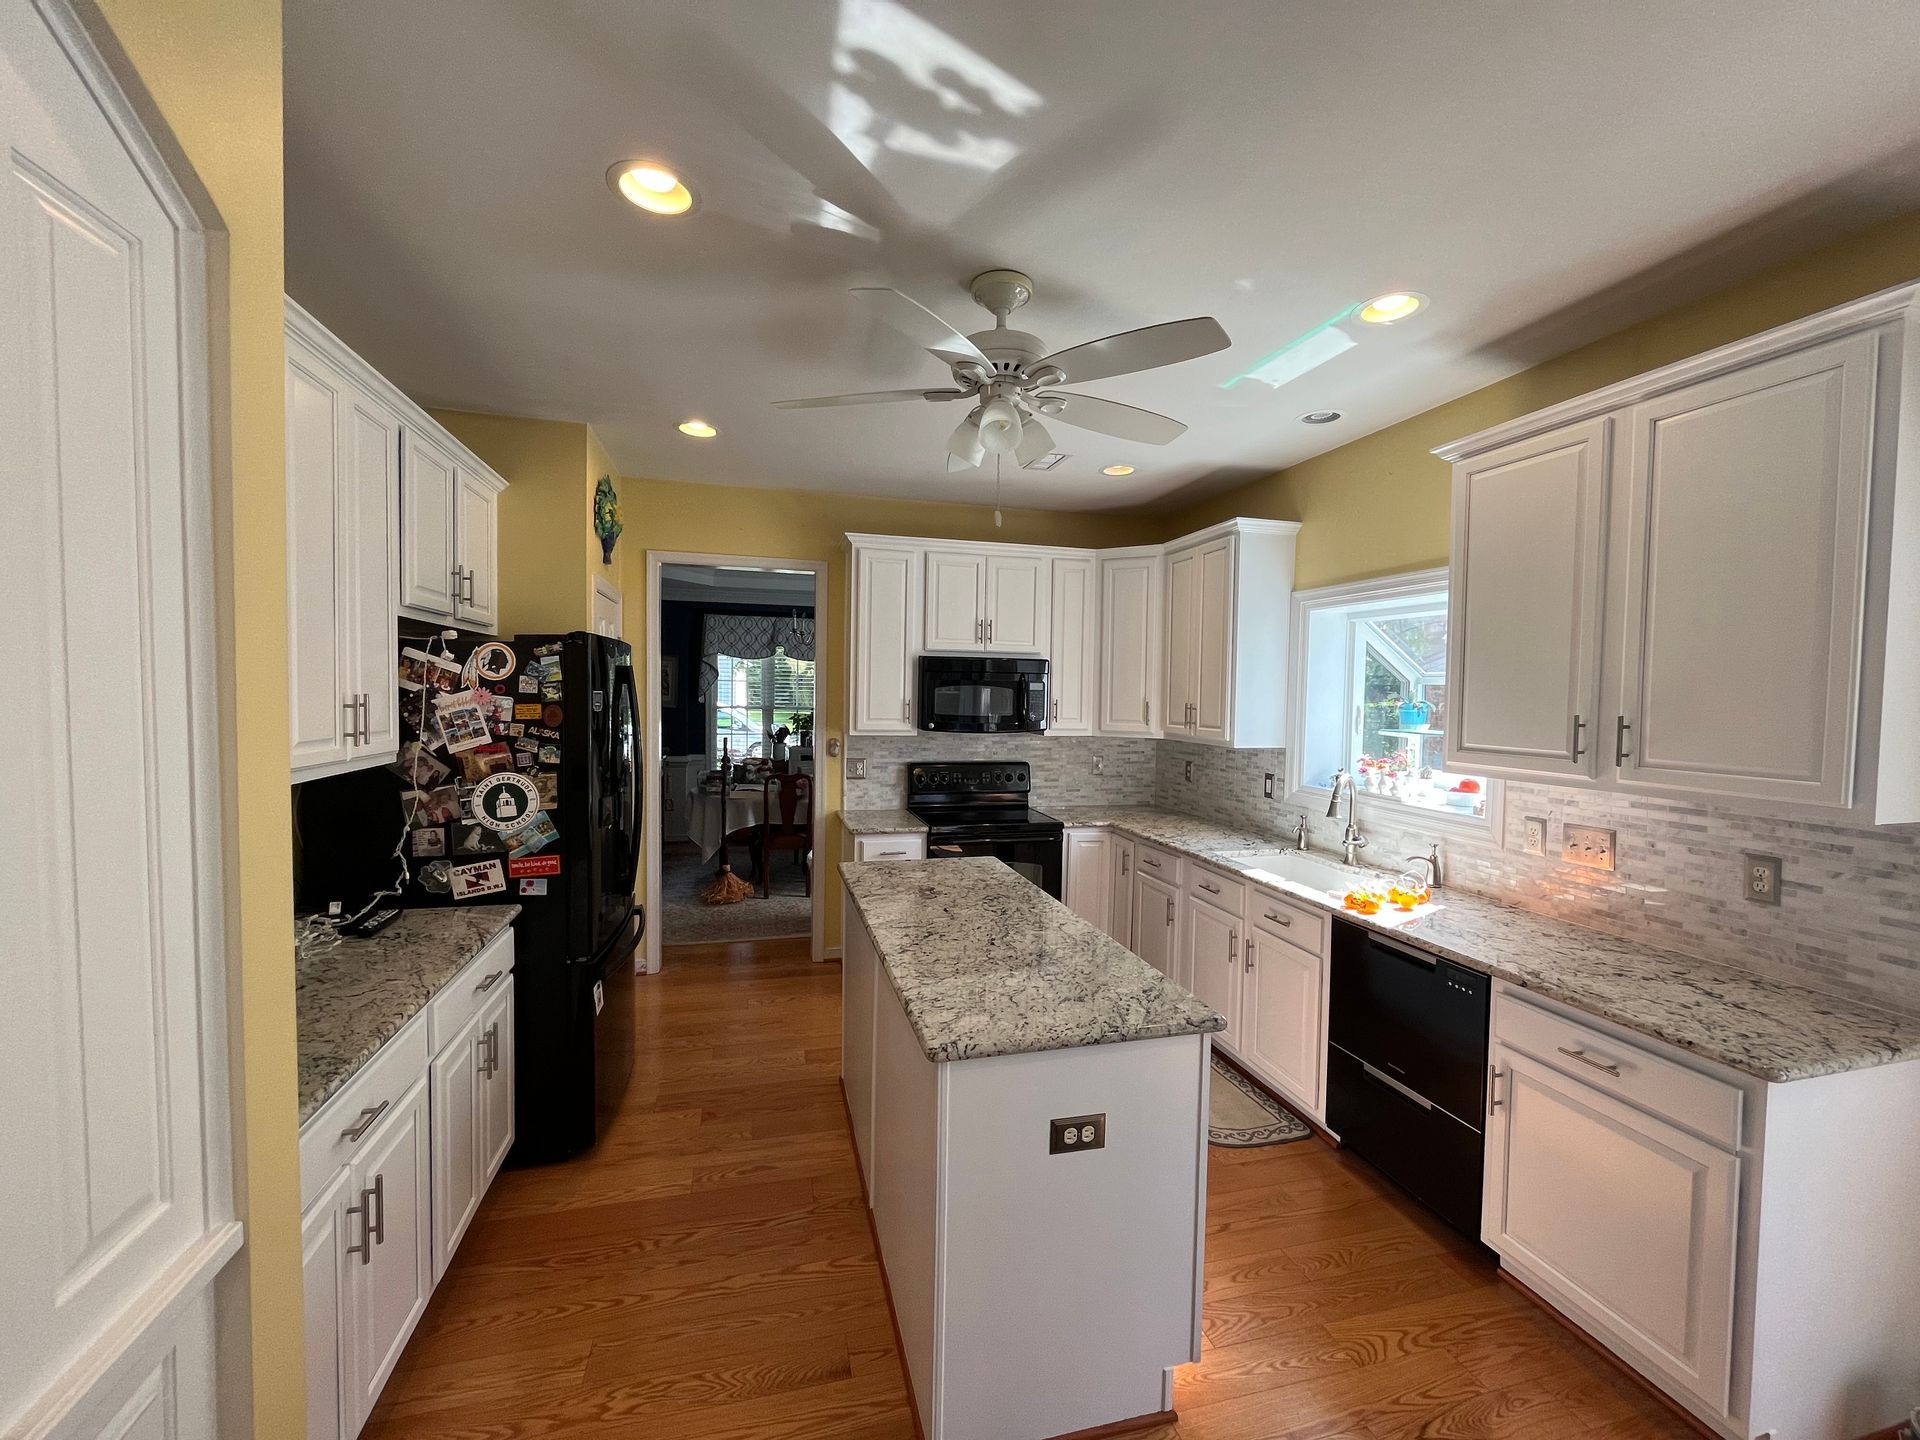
[[1562, 824, 1616, 871], [1744, 853, 1782, 905], [846, 757, 866, 780], [1184, 759, 1194, 783], [1523, 817, 1548, 858], [1049, 1113, 1106, 1154]]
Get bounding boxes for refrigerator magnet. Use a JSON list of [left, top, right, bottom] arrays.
[[508, 811, 560, 856], [470, 771, 541, 832], [398, 646, 460, 693], [468, 641, 516, 684], [516, 877, 548, 896], [409, 828, 446, 858], [434, 691, 492, 752], [532, 772, 559, 807], [517, 674, 539, 695], [508, 853, 561, 878], [514, 702, 543, 721], [542, 703, 564, 726], [418, 859, 452, 894], [449, 858, 506, 900]]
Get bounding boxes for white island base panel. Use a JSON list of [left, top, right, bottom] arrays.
[[843, 904, 1209, 1440]]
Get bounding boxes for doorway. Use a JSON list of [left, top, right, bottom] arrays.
[[644, 556, 825, 967]]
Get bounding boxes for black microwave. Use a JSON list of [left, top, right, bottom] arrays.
[[916, 656, 1048, 733]]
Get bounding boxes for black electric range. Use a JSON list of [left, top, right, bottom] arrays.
[[906, 760, 1064, 897]]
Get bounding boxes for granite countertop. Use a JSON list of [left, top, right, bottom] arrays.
[[1059, 809, 1920, 1083], [839, 807, 929, 836], [296, 906, 520, 1123], [839, 857, 1224, 1064]]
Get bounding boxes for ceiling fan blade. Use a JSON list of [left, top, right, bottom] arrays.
[[947, 413, 986, 468], [1039, 317, 1230, 385], [1014, 415, 1055, 467], [1037, 393, 1187, 445], [852, 288, 993, 371], [773, 389, 966, 409]]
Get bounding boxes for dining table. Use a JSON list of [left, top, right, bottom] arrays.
[[689, 785, 764, 862]]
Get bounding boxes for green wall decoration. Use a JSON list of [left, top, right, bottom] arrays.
[[594, 474, 623, 563]]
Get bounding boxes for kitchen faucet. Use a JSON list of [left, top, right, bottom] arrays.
[[1405, 843, 1444, 890], [1289, 813, 1308, 852], [1326, 771, 1368, 865]]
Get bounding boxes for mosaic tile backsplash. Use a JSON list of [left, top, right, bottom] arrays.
[[841, 734, 1157, 813]]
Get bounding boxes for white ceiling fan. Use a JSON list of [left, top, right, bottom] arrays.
[[774, 270, 1230, 469]]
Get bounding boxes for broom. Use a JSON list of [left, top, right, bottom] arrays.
[[702, 739, 754, 905]]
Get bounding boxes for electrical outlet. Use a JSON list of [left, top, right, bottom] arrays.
[[1523, 816, 1548, 858], [1264, 772, 1275, 799], [1561, 824, 1616, 871], [846, 757, 866, 780], [1049, 1113, 1106, 1154], [1091, 755, 1104, 776], [1744, 853, 1782, 905], [1184, 759, 1194, 783]]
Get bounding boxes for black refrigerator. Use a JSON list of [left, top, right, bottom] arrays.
[[297, 630, 643, 1164]]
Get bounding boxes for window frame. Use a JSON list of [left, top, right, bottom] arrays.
[[707, 649, 816, 760], [1286, 567, 1505, 842]]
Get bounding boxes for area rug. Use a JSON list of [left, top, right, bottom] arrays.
[[658, 841, 813, 945], [1209, 1055, 1312, 1148]]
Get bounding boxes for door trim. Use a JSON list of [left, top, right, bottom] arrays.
[[642, 550, 828, 974]]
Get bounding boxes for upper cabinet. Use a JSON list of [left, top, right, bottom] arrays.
[[454, 466, 502, 630], [1438, 286, 1918, 818], [922, 548, 1049, 652], [1162, 520, 1299, 748], [850, 539, 922, 734], [1048, 556, 1097, 735], [399, 433, 504, 632], [1098, 548, 1164, 737]]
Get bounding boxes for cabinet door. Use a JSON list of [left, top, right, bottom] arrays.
[[286, 345, 351, 774], [1193, 536, 1234, 743], [343, 393, 401, 760], [301, 1168, 352, 1440], [399, 430, 458, 618], [924, 549, 986, 650], [1165, 546, 1198, 733], [480, 977, 516, 1180], [1447, 419, 1609, 782], [852, 544, 920, 734], [1486, 1046, 1737, 1413], [347, 1074, 432, 1428], [428, 1010, 484, 1284], [1133, 871, 1178, 975], [455, 468, 500, 630], [1107, 839, 1134, 948], [1048, 556, 1096, 733], [1063, 829, 1112, 931], [1617, 333, 1875, 807], [1243, 933, 1326, 1116], [1181, 894, 1241, 1045], [1098, 552, 1162, 735], [984, 551, 1049, 651]]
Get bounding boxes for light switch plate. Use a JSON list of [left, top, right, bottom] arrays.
[[1744, 853, 1782, 905], [1264, 772, 1275, 799], [1184, 760, 1194, 783], [846, 757, 867, 780], [1562, 824, 1616, 871], [1523, 816, 1548, 858], [1091, 755, 1104, 776]]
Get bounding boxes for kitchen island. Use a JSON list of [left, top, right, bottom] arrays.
[[839, 858, 1224, 1440]]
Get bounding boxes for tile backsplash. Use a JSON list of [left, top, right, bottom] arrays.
[[842, 734, 1157, 812], [1152, 739, 1920, 1016]]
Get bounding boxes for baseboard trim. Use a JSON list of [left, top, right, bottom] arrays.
[[1044, 1409, 1178, 1440]]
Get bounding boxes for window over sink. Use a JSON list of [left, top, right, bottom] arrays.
[[1289, 568, 1496, 831]]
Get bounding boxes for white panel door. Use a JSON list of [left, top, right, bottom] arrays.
[[1447, 419, 1609, 782], [302, 1168, 351, 1440], [399, 429, 458, 618], [2, 5, 234, 1432], [924, 549, 986, 650], [480, 978, 516, 1180], [1048, 556, 1095, 734], [1486, 1047, 1737, 1413], [852, 544, 920, 734], [1107, 839, 1134, 948], [1242, 934, 1325, 1115], [1193, 537, 1234, 743], [347, 1075, 433, 1430], [1098, 552, 1162, 735], [1062, 829, 1112, 930], [984, 551, 1048, 651], [286, 344, 351, 773], [1165, 545, 1198, 733], [1133, 871, 1178, 975], [455, 468, 499, 630], [1616, 333, 1875, 807], [1181, 895, 1241, 1045], [428, 1012, 484, 1284], [343, 391, 400, 759]]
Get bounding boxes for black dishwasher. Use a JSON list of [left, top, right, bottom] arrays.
[[1326, 917, 1490, 1238]]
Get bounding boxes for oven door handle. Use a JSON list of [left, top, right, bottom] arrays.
[[930, 844, 968, 855]]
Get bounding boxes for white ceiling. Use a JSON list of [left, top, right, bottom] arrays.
[[284, 0, 1920, 512]]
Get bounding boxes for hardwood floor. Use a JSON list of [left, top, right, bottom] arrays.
[[362, 938, 1698, 1440]]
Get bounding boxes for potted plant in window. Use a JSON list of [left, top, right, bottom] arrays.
[[1398, 697, 1431, 729], [789, 711, 814, 764]]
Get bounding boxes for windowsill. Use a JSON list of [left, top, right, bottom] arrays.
[[1287, 783, 1505, 846]]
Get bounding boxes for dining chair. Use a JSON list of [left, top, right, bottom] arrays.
[[758, 772, 812, 897]]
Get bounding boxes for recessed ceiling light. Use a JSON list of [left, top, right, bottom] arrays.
[[1102, 464, 1135, 476], [1357, 291, 1427, 325], [1300, 410, 1342, 425], [677, 419, 717, 438], [608, 160, 695, 216]]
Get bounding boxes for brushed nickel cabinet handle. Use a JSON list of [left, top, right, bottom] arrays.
[[1614, 715, 1632, 766], [986, 619, 993, 642], [1228, 929, 1237, 963], [1198, 879, 1221, 894], [368, 1173, 386, 1248], [1557, 1045, 1623, 1078], [342, 695, 359, 745], [474, 969, 504, 994], [359, 693, 372, 744], [1263, 908, 1293, 928], [339, 1100, 389, 1143], [1571, 714, 1587, 762], [1490, 1064, 1505, 1112], [345, 1189, 372, 1265], [1245, 937, 1255, 972], [1165, 897, 1173, 926]]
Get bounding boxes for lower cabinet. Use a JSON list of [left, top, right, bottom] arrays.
[[1240, 927, 1328, 1118], [1107, 838, 1135, 948], [1132, 868, 1179, 977], [346, 1075, 434, 1424], [1180, 891, 1242, 1049], [1062, 828, 1113, 931], [428, 973, 515, 1282]]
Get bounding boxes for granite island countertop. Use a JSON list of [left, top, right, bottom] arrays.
[[297, 906, 519, 1123], [1048, 806, 1920, 1083], [839, 856, 1224, 1063], [839, 807, 928, 836]]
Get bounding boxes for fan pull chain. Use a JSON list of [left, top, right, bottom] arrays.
[[994, 453, 1003, 529]]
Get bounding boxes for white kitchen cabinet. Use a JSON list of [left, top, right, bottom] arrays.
[[302, 1167, 352, 1440], [1097, 548, 1164, 736], [399, 428, 458, 619], [850, 831, 927, 862], [1241, 920, 1328, 1121], [661, 755, 699, 841], [1161, 520, 1298, 747], [850, 541, 921, 734], [1107, 837, 1135, 948], [1062, 827, 1113, 931], [924, 549, 986, 650], [1133, 868, 1179, 977], [455, 465, 502, 629], [922, 548, 1049, 652], [479, 978, 516, 1178], [1180, 892, 1241, 1048], [427, 1010, 484, 1284], [346, 1074, 433, 1428], [1048, 555, 1097, 734], [286, 307, 401, 782], [1445, 418, 1610, 783]]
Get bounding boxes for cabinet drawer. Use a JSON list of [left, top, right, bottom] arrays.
[[854, 833, 925, 861], [1185, 862, 1243, 912], [1132, 843, 1180, 883], [301, 1011, 432, 1210], [428, 928, 515, 1053], [1248, 887, 1329, 957], [1495, 992, 1741, 1149]]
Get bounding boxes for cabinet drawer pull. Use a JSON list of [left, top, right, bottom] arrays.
[[1571, 713, 1587, 762], [1362, 1061, 1434, 1110], [1140, 855, 1161, 869], [1614, 715, 1632, 766], [339, 1100, 390, 1143], [1120, 852, 1129, 875], [1262, 908, 1292, 928], [474, 969, 504, 994], [1556, 1045, 1623, 1077], [1490, 1064, 1505, 1112], [1198, 880, 1221, 894], [1244, 937, 1255, 972]]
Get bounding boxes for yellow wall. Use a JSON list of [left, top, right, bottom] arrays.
[[1168, 209, 1920, 588], [88, 0, 304, 1435], [620, 477, 1157, 946]]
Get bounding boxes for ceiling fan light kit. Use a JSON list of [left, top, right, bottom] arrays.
[[773, 268, 1230, 473]]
